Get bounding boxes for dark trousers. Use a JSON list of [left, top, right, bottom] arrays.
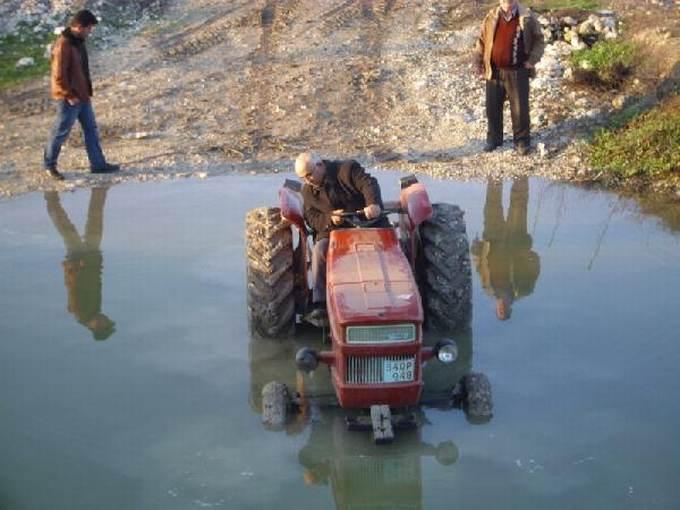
[[311, 238, 329, 303], [485, 67, 530, 147], [44, 100, 107, 171]]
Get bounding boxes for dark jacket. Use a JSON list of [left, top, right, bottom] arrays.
[[301, 160, 384, 240], [50, 27, 93, 101]]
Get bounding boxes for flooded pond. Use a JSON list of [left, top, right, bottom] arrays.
[[1, 173, 679, 509]]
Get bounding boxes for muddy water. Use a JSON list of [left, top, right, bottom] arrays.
[[1, 173, 679, 509]]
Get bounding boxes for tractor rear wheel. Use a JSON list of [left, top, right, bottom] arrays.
[[246, 207, 295, 338], [418, 203, 472, 332]]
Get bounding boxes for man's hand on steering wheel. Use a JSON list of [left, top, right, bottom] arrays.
[[363, 204, 381, 220], [331, 209, 344, 225]]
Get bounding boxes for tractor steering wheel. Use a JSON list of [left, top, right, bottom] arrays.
[[337, 207, 401, 228]]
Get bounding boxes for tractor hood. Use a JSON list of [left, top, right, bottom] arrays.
[[326, 229, 423, 325]]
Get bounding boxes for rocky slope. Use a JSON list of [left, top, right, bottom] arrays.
[[0, 0, 678, 198]]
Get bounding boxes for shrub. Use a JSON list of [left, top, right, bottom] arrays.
[[589, 95, 680, 177], [570, 40, 636, 89], [0, 24, 55, 90]]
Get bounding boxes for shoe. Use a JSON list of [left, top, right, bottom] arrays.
[[515, 144, 530, 156], [483, 142, 499, 152], [45, 168, 65, 180], [305, 304, 329, 328], [91, 163, 120, 174]]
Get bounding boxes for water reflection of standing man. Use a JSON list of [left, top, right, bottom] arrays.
[[471, 178, 540, 320], [44, 187, 115, 340]]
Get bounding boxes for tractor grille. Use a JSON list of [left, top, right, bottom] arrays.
[[346, 355, 416, 385], [346, 324, 416, 344]]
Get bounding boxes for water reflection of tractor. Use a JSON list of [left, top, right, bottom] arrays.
[[245, 175, 492, 443], [298, 409, 459, 510]]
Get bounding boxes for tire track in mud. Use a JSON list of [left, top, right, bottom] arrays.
[[237, 0, 303, 160], [319, 0, 404, 30], [0, 87, 51, 116], [159, 1, 256, 60], [316, 0, 405, 152]]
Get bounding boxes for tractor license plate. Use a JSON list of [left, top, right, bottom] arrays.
[[383, 358, 415, 383]]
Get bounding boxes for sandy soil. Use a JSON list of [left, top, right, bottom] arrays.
[[0, 0, 678, 198]]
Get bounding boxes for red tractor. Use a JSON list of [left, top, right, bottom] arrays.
[[245, 174, 492, 443]]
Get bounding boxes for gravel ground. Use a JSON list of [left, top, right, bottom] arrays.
[[0, 0, 678, 199]]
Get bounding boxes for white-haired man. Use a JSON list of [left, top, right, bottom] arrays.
[[295, 152, 386, 322], [475, 0, 545, 155]]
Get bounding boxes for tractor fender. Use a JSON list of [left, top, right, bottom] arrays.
[[279, 181, 305, 232], [400, 183, 433, 231]]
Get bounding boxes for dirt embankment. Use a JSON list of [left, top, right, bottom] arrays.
[[0, 0, 678, 198]]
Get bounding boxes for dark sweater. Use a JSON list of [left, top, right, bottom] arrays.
[[491, 15, 526, 69]]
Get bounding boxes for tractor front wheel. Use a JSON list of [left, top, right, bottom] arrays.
[[246, 207, 296, 338]]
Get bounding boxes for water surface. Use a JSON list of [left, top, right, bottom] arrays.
[[1, 173, 679, 509]]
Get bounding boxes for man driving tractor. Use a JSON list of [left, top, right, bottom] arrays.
[[294, 152, 388, 324]]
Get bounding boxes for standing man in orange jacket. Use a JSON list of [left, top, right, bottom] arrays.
[[476, 0, 545, 155], [43, 10, 119, 180]]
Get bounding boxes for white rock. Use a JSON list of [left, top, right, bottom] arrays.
[[578, 20, 595, 35], [572, 34, 587, 50], [537, 143, 547, 158], [612, 95, 628, 108], [15, 57, 35, 68], [600, 16, 617, 30]]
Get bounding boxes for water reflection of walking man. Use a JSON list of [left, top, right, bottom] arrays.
[[471, 177, 540, 320], [44, 187, 115, 340]]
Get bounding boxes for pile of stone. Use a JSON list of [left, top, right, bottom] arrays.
[[530, 10, 622, 88], [3, 0, 164, 71], [538, 10, 619, 49], [0, 0, 162, 39], [0, 1, 101, 37]]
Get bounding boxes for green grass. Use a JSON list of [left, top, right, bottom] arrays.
[[0, 24, 56, 90], [528, 0, 600, 11], [589, 95, 680, 178], [570, 40, 636, 88]]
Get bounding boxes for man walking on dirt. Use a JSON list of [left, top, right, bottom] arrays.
[[295, 152, 386, 324], [43, 10, 119, 180], [475, 0, 545, 155]]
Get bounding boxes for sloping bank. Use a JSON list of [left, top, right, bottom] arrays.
[[557, 2, 679, 197]]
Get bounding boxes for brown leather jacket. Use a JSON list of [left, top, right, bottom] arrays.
[[475, 3, 545, 80], [50, 28, 93, 102]]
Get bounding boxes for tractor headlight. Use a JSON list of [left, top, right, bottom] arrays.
[[346, 324, 416, 344], [295, 347, 319, 373], [435, 340, 458, 364]]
